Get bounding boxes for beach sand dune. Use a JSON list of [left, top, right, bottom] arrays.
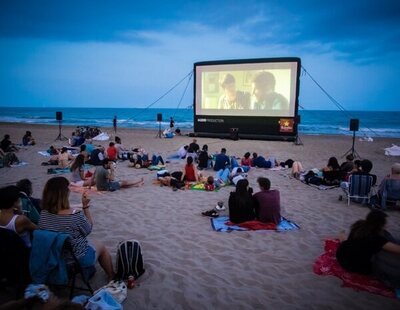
[[1, 123, 399, 309]]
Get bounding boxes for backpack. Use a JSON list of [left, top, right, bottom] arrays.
[[115, 240, 145, 280]]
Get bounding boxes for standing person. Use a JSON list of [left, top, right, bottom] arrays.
[[214, 148, 230, 171], [95, 159, 144, 191], [169, 117, 175, 129], [38, 177, 115, 281], [113, 116, 117, 134], [253, 177, 281, 224], [0, 185, 37, 248], [336, 210, 400, 289], [228, 179, 255, 224]]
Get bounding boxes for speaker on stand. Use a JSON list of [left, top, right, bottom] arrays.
[[55, 111, 68, 141], [229, 128, 239, 141], [155, 113, 163, 138], [343, 118, 360, 158]]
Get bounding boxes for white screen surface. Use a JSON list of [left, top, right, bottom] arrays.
[[195, 61, 298, 117]]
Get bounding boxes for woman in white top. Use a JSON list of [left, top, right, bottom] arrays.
[[0, 185, 37, 247]]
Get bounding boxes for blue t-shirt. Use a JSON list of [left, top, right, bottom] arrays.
[[214, 153, 230, 171], [85, 144, 95, 154]]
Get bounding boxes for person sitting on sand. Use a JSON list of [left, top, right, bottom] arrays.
[[80, 144, 89, 162], [106, 142, 118, 162], [16, 178, 42, 214], [95, 159, 144, 191], [39, 177, 115, 281], [114, 136, 130, 160], [253, 177, 281, 224], [181, 156, 199, 182], [0, 185, 37, 247], [340, 154, 355, 173], [228, 179, 256, 224], [198, 145, 212, 170], [336, 210, 400, 289], [0, 148, 19, 167], [241, 152, 252, 167], [1, 134, 19, 152], [214, 148, 230, 171], [58, 147, 73, 168], [187, 139, 200, 160], [87, 147, 105, 166], [204, 176, 215, 191], [322, 157, 340, 172], [70, 155, 95, 187], [22, 131, 35, 146]]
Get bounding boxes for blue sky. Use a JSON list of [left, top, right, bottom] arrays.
[[0, 0, 399, 110]]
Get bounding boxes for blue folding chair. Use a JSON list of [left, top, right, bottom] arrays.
[[347, 174, 373, 205]]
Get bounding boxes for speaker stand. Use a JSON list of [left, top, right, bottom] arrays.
[[55, 121, 68, 141], [293, 133, 303, 146], [155, 121, 162, 139], [342, 130, 360, 158]]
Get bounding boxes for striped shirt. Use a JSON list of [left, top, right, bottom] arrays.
[[39, 210, 92, 259]]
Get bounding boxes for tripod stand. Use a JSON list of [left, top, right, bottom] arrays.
[[155, 121, 162, 138], [55, 120, 68, 141], [342, 130, 360, 158]]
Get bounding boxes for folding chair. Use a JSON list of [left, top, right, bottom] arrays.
[[30, 230, 94, 299], [347, 174, 373, 205], [380, 179, 400, 209]]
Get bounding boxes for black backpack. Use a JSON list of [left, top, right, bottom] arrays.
[[116, 240, 145, 280]]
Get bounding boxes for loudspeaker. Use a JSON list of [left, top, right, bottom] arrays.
[[56, 111, 62, 121], [157, 113, 162, 122], [349, 119, 359, 131], [229, 128, 239, 141]]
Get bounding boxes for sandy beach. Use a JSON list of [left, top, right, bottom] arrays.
[[1, 122, 400, 309]]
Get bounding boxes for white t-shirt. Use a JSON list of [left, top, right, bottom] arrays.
[[178, 146, 187, 158]]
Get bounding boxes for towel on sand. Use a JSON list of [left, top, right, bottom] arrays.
[[47, 164, 92, 175], [211, 216, 299, 232], [313, 239, 395, 299]]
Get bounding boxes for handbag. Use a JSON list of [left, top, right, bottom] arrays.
[[85, 289, 122, 310], [94, 280, 127, 304]]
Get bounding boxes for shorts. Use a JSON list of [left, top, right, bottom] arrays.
[[109, 181, 121, 191], [79, 244, 97, 267]]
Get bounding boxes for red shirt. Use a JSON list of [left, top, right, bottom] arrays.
[[107, 146, 117, 161], [184, 165, 196, 182], [241, 157, 252, 166]]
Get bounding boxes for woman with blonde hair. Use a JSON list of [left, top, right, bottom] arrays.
[[39, 177, 114, 281]]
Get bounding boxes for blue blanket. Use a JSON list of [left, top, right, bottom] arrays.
[[210, 216, 300, 232]]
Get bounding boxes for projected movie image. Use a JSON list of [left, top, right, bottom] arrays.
[[196, 61, 298, 117]]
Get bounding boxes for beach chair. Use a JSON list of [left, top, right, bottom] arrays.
[[347, 174, 373, 205], [30, 230, 94, 299], [380, 179, 400, 209]]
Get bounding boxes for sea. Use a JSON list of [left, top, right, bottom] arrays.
[[0, 107, 399, 138]]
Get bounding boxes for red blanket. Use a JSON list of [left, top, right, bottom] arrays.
[[313, 239, 395, 298], [226, 220, 276, 230]]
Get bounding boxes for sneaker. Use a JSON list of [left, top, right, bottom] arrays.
[[215, 201, 226, 211]]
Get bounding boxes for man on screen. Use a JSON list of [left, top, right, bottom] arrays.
[[217, 73, 250, 110], [251, 72, 289, 111]]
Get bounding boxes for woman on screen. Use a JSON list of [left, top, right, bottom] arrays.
[[251, 71, 289, 111], [217, 73, 250, 110]]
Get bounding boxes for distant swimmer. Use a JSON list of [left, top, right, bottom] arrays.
[[251, 71, 289, 111]]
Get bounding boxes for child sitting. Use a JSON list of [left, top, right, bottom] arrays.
[[204, 176, 215, 191]]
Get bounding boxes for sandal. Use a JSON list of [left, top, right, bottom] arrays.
[[201, 210, 219, 218]]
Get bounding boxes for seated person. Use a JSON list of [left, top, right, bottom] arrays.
[[39, 177, 114, 281], [114, 137, 130, 160], [253, 177, 281, 224], [252, 152, 272, 168], [374, 163, 400, 209], [80, 144, 89, 162], [178, 145, 188, 159], [181, 156, 199, 182], [16, 178, 41, 224], [70, 155, 95, 187], [322, 157, 344, 185], [0, 148, 19, 167], [95, 159, 144, 191], [340, 154, 355, 173], [87, 147, 105, 166], [241, 152, 252, 167], [187, 139, 200, 160], [1, 134, 19, 152], [213, 148, 230, 171], [322, 157, 340, 172], [22, 131, 35, 146], [0, 185, 37, 247], [340, 159, 377, 194], [84, 139, 95, 156], [106, 142, 118, 161], [204, 176, 215, 191], [198, 145, 212, 170], [58, 147, 73, 168], [336, 210, 400, 289], [228, 179, 256, 224], [151, 154, 165, 166]]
